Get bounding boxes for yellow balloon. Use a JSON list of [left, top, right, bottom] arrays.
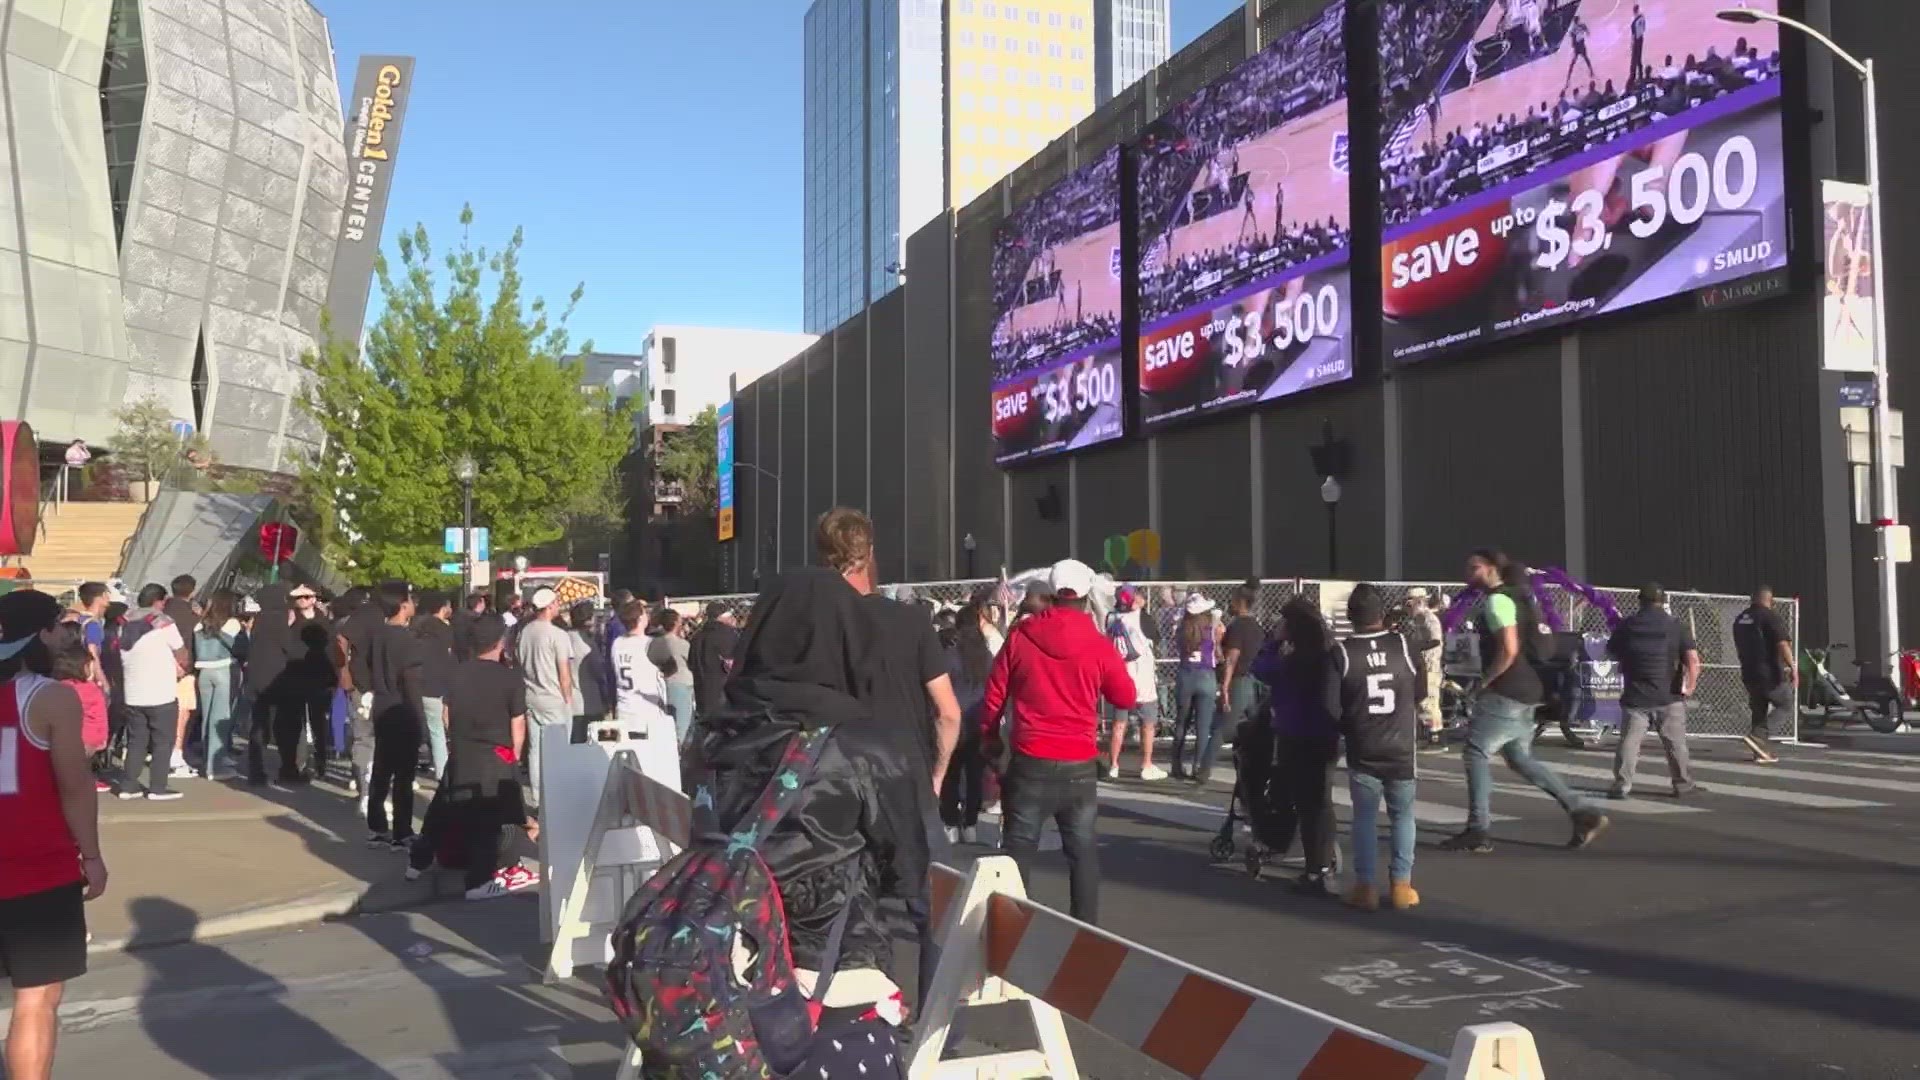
[[1127, 528, 1161, 567]]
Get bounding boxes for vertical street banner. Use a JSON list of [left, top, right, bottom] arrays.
[[326, 56, 416, 353], [716, 401, 735, 541], [1822, 180, 1876, 373]]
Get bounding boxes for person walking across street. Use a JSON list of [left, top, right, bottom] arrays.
[[0, 590, 108, 1080], [1328, 584, 1423, 912], [114, 584, 188, 801], [983, 558, 1137, 924], [1608, 584, 1702, 799], [1440, 550, 1609, 853], [1733, 586, 1791, 764], [364, 582, 425, 849], [516, 587, 573, 805]]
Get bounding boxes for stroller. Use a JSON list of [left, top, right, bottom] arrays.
[[1209, 716, 1343, 880]]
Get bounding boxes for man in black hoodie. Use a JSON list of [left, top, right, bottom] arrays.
[[1327, 584, 1422, 912], [687, 602, 740, 720]]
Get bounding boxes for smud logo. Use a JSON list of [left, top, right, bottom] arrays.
[[1330, 132, 1350, 175]]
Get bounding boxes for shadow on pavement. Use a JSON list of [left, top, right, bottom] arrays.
[[130, 896, 394, 1079]]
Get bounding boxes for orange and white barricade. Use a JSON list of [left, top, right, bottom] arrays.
[[542, 739, 689, 984], [913, 857, 1547, 1080]]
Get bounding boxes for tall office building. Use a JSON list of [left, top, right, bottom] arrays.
[[802, 0, 1099, 334], [1094, 0, 1169, 104]]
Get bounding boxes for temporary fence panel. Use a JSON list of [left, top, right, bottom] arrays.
[[541, 725, 688, 983], [914, 856, 1547, 1080]]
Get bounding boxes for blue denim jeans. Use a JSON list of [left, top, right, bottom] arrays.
[[1204, 677, 1255, 775], [1349, 771, 1417, 885], [196, 665, 236, 777], [1465, 692, 1590, 830], [1173, 667, 1218, 774], [421, 696, 448, 779], [667, 682, 696, 745]]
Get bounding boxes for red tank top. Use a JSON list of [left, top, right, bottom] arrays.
[[0, 675, 82, 898]]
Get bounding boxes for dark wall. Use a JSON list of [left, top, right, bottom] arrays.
[[1394, 336, 1566, 579], [952, 201, 1004, 574], [834, 315, 868, 511], [1261, 384, 1385, 578], [1008, 459, 1069, 571], [1074, 438, 1150, 574], [779, 360, 806, 570], [869, 291, 907, 583], [804, 340, 834, 554], [733, 383, 759, 590], [903, 213, 954, 581], [1579, 295, 1830, 623], [1157, 418, 1253, 579]]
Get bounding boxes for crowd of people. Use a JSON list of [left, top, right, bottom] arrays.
[[1384, 37, 1781, 228], [990, 312, 1122, 385], [1142, 218, 1350, 323]]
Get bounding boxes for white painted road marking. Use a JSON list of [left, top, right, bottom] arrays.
[[1545, 762, 1887, 809]]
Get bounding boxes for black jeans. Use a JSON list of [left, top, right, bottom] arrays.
[[940, 716, 987, 829], [1001, 754, 1100, 924], [120, 701, 179, 795], [1746, 680, 1794, 740], [1269, 735, 1338, 875], [905, 809, 954, 1008], [367, 710, 421, 839], [411, 784, 516, 891], [272, 693, 328, 777]]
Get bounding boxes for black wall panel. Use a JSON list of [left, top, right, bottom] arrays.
[[868, 291, 908, 584], [1394, 337, 1565, 579], [1580, 297, 1828, 620], [834, 315, 869, 512], [903, 214, 953, 581], [1157, 420, 1253, 579], [733, 384, 759, 590], [1008, 458, 1070, 572], [952, 202, 1004, 574], [779, 360, 807, 571], [1074, 438, 1150, 574], [1261, 385, 1386, 578]]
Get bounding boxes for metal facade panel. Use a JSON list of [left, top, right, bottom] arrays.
[[868, 288, 907, 583], [1157, 417, 1253, 578], [1008, 457, 1070, 571], [805, 337, 835, 539], [1260, 385, 1386, 578], [833, 313, 867, 511], [952, 196, 1004, 573], [1073, 436, 1149, 571], [779, 358, 807, 570], [902, 211, 952, 580], [733, 382, 760, 588]]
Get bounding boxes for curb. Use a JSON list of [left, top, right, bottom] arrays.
[[87, 887, 368, 956]]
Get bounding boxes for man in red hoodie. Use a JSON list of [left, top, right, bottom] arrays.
[[983, 558, 1136, 924]]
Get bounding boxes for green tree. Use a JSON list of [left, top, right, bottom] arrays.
[[111, 394, 210, 483], [300, 207, 636, 583], [656, 404, 719, 513]]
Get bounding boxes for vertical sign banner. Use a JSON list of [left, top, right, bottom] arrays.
[[326, 56, 416, 352], [1822, 180, 1875, 373], [716, 401, 735, 541]]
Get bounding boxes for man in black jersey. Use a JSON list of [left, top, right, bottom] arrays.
[[1327, 585, 1422, 912]]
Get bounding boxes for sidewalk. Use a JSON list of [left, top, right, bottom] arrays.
[[89, 770, 467, 953]]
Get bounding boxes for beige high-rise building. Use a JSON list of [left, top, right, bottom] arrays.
[[947, 0, 1098, 209]]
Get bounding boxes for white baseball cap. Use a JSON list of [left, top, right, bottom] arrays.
[[530, 587, 558, 609], [1184, 593, 1217, 616], [1047, 558, 1096, 600]]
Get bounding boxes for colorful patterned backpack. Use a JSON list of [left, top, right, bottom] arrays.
[[605, 727, 855, 1078]]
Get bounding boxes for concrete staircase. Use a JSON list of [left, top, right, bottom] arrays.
[[17, 501, 148, 586]]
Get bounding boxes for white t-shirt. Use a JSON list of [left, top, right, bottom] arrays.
[[610, 634, 673, 732], [122, 613, 186, 707]]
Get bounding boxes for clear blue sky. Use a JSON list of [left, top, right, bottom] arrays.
[[325, 0, 1246, 354]]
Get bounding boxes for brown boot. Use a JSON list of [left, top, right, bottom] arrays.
[[1389, 881, 1420, 911], [1344, 883, 1379, 912]]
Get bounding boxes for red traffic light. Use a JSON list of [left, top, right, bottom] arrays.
[[259, 521, 299, 562]]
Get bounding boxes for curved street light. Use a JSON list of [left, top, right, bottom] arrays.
[[1718, 7, 1897, 673]]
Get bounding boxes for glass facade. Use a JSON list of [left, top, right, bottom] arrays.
[[1094, 0, 1168, 104], [99, 0, 147, 242]]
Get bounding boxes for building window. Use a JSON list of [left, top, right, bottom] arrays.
[[1071, 46, 1084, 60], [958, 92, 974, 108], [959, 61, 974, 77], [982, 32, 995, 47], [958, 0, 972, 10], [1005, 98, 1018, 115], [1004, 5, 1017, 19], [960, 124, 975, 140], [1005, 67, 1019, 84], [1028, 9, 1039, 23], [1029, 70, 1042, 86], [1004, 35, 1017, 51], [662, 337, 676, 374], [662, 388, 676, 417], [1050, 103, 1064, 120], [983, 2, 994, 14], [959, 29, 972, 45], [1071, 76, 1084, 91], [1049, 74, 1063, 88], [1070, 14, 1083, 29], [1048, 43, 1061, 57], [1049, 11, 1060, 25], [1028, 40, 1039, 55], [983, 128, 997, 143]]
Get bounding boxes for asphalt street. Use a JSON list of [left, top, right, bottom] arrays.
[[19, 737, 1920, 1079]]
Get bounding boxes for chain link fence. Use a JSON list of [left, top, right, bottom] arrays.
[[667, 576, 1795, 742]]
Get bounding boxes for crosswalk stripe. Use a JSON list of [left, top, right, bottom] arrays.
[[232, 1037, 574, 1080], [1658, 757, 1920, 794], [1099, 784, 1516, 830], [1545, 762, 1887, 809], [1417, 771, 1704, 815]]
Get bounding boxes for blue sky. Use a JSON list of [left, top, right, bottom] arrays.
[[325, 0, 1245, 354]]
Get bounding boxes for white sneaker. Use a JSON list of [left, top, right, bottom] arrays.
[[169, 762, 195, 779], [1139, 765, 1169, 781], [944, 826, 959, 843], [959, 826, 978, 844], [404, 865, 424, 882], [357, 795, 370, 817]]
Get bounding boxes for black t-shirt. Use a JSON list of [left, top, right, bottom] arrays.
[[1609, 608, 1696, 708], [1733, 605, 1789, 686], [340, 609, 380, 691], [1221, 616, 1264, 677], [410, 615, 457, 699], [165, 597, 199, 646], [689, 621, 740, 712], [446, 658, 527, 765], [366, 622, 423, 725], [1328, 631, 1420, 781], [860, 595, 947, 771]]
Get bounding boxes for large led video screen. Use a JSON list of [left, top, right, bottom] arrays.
[[1378, 0, 1787, 360], [1135, 2, 1353, 431], [990, 147, 1125, 467]]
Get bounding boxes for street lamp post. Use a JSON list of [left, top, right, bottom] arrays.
[[736, 461, 780, 574], [1320, 476, 1343, 577], [1719, 7, 1898, 673], [455, 454, 477, 600], [963, 532, 978, 579]]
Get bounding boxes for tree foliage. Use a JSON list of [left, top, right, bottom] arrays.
[[111, 394, 209, 482], [656, 404, 720, 514], [300, 207, 636, 583]]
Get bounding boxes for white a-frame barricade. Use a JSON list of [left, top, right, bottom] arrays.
[[541, 722, 689, 983], [911, 856, 1548, 1080]]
